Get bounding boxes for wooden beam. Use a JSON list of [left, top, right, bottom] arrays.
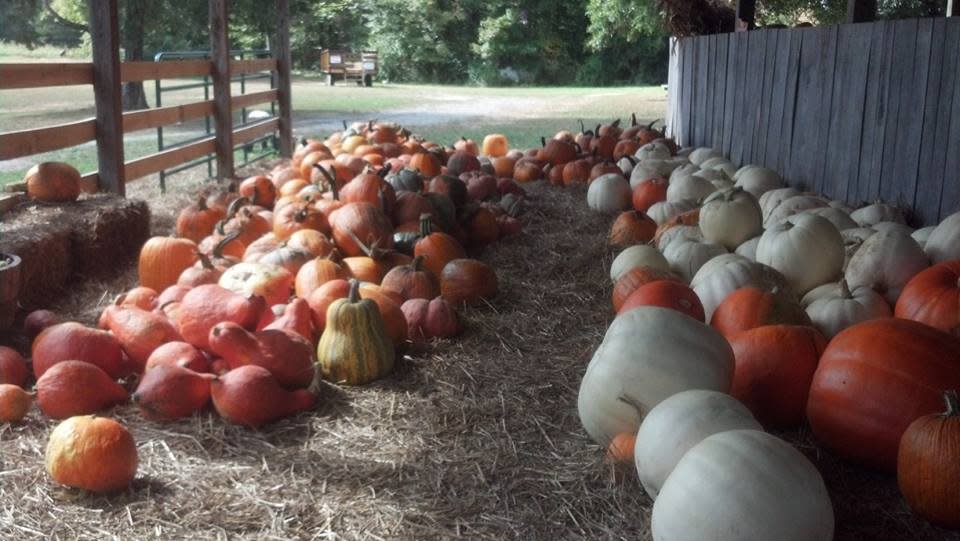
[[88, 0, 125, 195], [120, 59, 212, 82], [736, 0, 756, 31], [124, 138, 216, 181], [949, 0, 959, 16], [80, 172, 100, 193], [231, 89, 278, 111], [210, 0, 234, 180], [846, 0, 877, 22], [0, 63, 93, 89], [229, 58, 277, 75], [0, 119, 96, 160], [275, 0, 293, 157], [123, 100, 214, 133], [233, 118, 279, 146]]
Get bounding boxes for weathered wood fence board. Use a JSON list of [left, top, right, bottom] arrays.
[[667, 17, 960, 225]]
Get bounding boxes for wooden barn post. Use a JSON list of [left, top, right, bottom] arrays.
[[210, 0, 235, 179], [949, 0, 959, 16], [274, 0, 293, 157], [88, 0, 126, 195]]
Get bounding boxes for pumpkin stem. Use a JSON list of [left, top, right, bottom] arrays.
[[647, 119, 659, 130], [594, 124, 602, 136], [612, 118, 621, 128], [196, 250, 215, 270], [578, 119, 585, 134], [347, 278, 361, 303], [215, 219, 227, 236], [630, 112, 637, 127], [839, 278, 852, 299], [213, 230, 241, 259], [411, 255, 425, 271], [342, 120, 348, 130], [943, 391, 960, 416], [226, 196, 251, 220], [299, 136, 308, 147], [419, 213, 433, 237], [540, 136, 547, 148], [624, 155, 637, 166], [195, 194, 208, 210], [574, 142, 583, 154], [378, 162, 392, 178]]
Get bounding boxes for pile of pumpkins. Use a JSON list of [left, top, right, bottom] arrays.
[[562, 120, 960, 535], [0, 122, 534, 493]]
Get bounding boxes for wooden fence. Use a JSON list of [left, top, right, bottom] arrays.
[[666, 17, 960, 226], [0, 0, 293, 197]]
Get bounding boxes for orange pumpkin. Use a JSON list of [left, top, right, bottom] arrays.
[[609, 210, 657, 248], [328, 202, 394, 257], [286, 229, 335, 258], [295, 255, 351, 298], [729, 325, 827, 429], [617, 280, 704, 321], [238, 175, 276, 208], [409, 152, 441, 177], [632, 177, 668, 212], [138, 236, 199, 292], [710, 287, 811, 338], [807, 318, 960, 471], [895, 260, 960, 336], [611, 266, 681, 313], [45, 415, 138, 493], [25, 162, 81, 202], [440, 259, 497, 305], [481, 134, 509, 157], [380, 255, 439, 301], [414, 214, 466, 278], [176, 195, 226, 243], [273, 202, 330, 239]]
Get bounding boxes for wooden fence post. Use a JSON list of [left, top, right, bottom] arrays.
[[88, 0, 125, 195], [736, 0, 756, 31], [846, 0, 877, 22], [274, 0, 293, 157], [209, 0, 234, 179]]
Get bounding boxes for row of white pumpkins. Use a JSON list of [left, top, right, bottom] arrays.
[[579, 141, 960, 540]]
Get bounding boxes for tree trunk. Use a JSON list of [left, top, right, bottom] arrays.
[[121, 0, 149, 111]]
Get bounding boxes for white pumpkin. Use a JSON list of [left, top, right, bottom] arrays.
[[586, 173, 631, 214], [828, 199, 854, 213], [617, 156, 636, 177], [734, 166, 783, 199], [850, 201, 906, 227], [674, 147, 694, 159], [688, 147, 721, 166], [841, 227, 876, 245], [690, 253, 790, 321], [844, 229, 929, 304], [218, 262, 291, 303], [663, 240, 727, 283], [610, 245, 670, 282], [634, 141, 671, 161], [666, 174, 716, 203], [634, 390, 761, 500], [759, 186, 800, 220], [629, 159, 674, 188], [647, 199, 698, 226], [656, 224, 703, 251], [699, 156, 735, 172], [756, 213, 843, 295], [805, 279, 892, 339], [872, 221, 913, 236], [911, 225, 937, 248], [806, 206, 858, 231], [734, 236, 760, 261], [577, 306, 735, 446], [668, 162, 699, 182], [652, 430, 834, 541], [800, 282, 841, 307], [763, 194, 829, 226], [690, 168, 724, 182], [924, 210, 960, 263], [699, 188, 763, 250]]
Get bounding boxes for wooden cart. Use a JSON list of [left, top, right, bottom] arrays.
[[318, 49, 378, 86]]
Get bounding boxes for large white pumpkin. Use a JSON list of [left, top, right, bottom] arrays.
[[805, 279, 892, 339], [911, 225, 937, 248], [629, 159, 675, 188], [669, 162, 699, 181], [699, 188, 762, 250], [634, 141, 672, 161], [756, 213, 844, 295], [924, 211, 960, 263], [850, 201, 906, 227], [734, 166, 783, 199], [763, 195, 829, 226], [610, 245, 670, 282], [734, 236, 760, 261], [652, 430, 834, 541], [806, 206, 858, 231], [759, 186, 800, 221], [872, 221, 913, 236], [699, 157, 737, 178], [688, 147, 722, 166], [666, 174, 716, 203], [690, 253, 790, 321], [663, 240, 727, 283], [577, 307, 735, 446], [647, 199, 698, 226], [634, 390, 761, 500], [617, 156, 636, 177], [586, 173, 631, 214], [844, 229, 929, 304], [656, 224, 703, 251]]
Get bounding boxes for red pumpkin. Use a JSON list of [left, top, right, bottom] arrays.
[[238, 175, 276, 208], [440, 259, 497, 305], [729, 325, 827, 429], [611, 266, 681, 313], [710, 287, 811, 338], [895, 260, 960, 336], [807, 318, 960, 471], [617, 280, 704, 322], [32, 322, 126, 380], [414, 215, 466, 278], [632, 177, 668, 212], [380, 255, 439, 301], [0, 346, 29, 387], [401, 297, 460, 343]]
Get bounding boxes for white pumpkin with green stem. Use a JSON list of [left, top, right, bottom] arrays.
[[734, 166, 783, 199], [652, 429, 834, 541], [699, 187, 763, 251], [734, 236, 760, 261], [804, 279, 892, 339], [691, 253, 790, 321], [844, 229, 929, 304], [850, 201, 906, 227], [663, 240, 727, 283], [586, 173, 632, 214], [610, 245, 670, 283], [688, 147, 721, 166], [634, 390, 761, 500], [647, 199, 698, 226], [806, 206, 858, 231], [758, 186, 800, 221], [656, 224, 703, 251], [666, 174, 716, 203], [756, 213, 843, 295], [763, 194, 829, 226], [577, 306, 734, 447]]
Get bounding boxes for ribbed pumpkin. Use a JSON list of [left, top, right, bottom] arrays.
[[239, 175, 276, 208], [295, 255, 350, 298], [609, 210, 657, 248], [440, 259, 498, 305], [273, 202, 330, 239], [45, 415, 138, 493], [328, 202, 394, 257], [414, 214, 466, 278], [176, 195, 225, 243], [316, 280, 395, 385], [710, 286, 811, 338], [25, 162, 81, 202], [898, 390, 960, 528], [286, 229, 335, 258], [611, 266, 681, 313], [632, 177, 668, 212], [895, 260, 960, 336], [807, 318, 960, 471], [409, 152, 441, 177], [617, 280, 705, 321], [728, 325, 827, 429], [138, 236, 199, 292], [380, 255, 439, 301]]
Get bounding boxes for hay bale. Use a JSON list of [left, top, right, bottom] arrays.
[[69, 198, 150, 277]]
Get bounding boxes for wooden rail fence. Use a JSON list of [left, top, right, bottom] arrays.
[[667, 17, 960, 226], [0, 0, 292, 197]]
